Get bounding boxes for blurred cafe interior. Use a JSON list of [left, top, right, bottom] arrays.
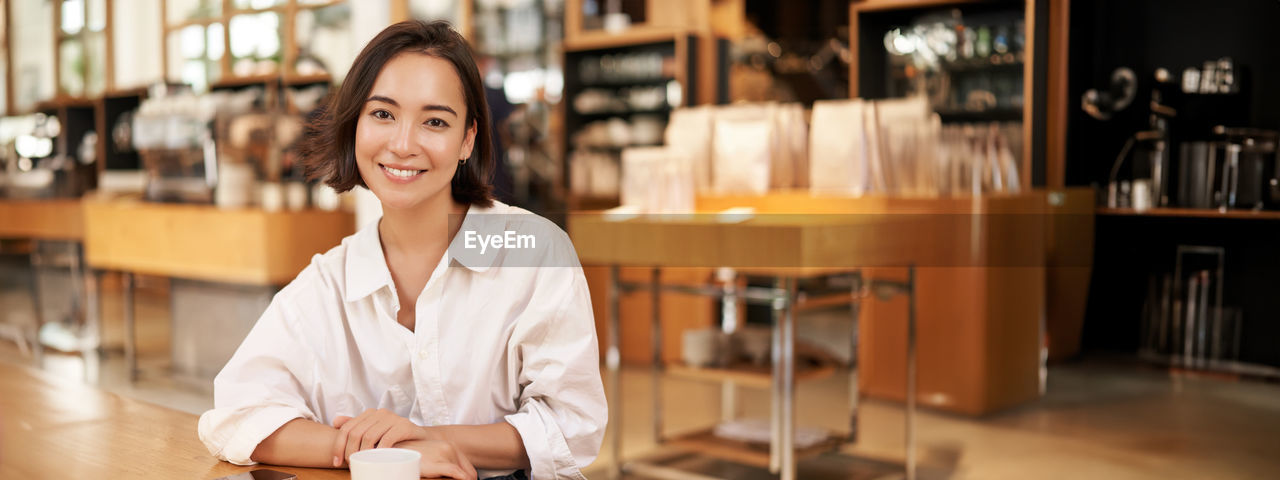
[[1, 0, 1279, 479]]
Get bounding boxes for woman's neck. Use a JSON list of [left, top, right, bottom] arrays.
[[377, 191, 468, 260]]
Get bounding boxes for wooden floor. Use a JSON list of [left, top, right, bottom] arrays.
[[1, 272, 1279, 479]]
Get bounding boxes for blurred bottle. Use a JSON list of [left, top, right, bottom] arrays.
[[975, 26, 992, 59]]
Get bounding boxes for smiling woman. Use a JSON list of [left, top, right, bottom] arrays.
[[197, 20, 606, 480]]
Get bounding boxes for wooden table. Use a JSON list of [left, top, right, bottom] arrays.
[[568, 192, 1053, 480], [0, 361, 347, 479], [570, 211, 922, 480]]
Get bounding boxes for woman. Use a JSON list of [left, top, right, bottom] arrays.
[[198, 20, 606, 480]]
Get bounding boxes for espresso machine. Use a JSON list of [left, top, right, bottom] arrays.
[[131, 90, 219, 204], [1103, 58, 1267, 211], [1204, 126, 1278, 211], [1104, 78, 1175, 209]]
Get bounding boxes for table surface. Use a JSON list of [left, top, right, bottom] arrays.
[[567, 210, 1045, 275], [0, 361, 347, 479], [567, 192, 1051, 274]]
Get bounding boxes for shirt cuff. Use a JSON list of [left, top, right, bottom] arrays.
[[505, 405, 587, 480], [200, 405, 307, 466]]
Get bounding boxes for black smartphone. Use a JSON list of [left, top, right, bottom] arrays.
[[211, 468, 298, 480]]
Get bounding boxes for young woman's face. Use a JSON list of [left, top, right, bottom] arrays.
[[355, 52, 475, 212]]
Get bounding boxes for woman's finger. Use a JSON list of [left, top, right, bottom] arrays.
[[456, 450, 477, 480], [332, 415, 353, 428], [376, 424, 405, 449], [345, 418, 375, 463], [332, 412, 369, 466], [420, 462, 468, 480], [360, 420, 393, 452], [330, 423, 350, 467]]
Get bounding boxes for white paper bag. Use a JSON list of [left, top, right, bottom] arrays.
[[665, 106, 715, 193], [809, 99, 868, 195], [621, 146, 694, 213], [713, 111, 773, 195]]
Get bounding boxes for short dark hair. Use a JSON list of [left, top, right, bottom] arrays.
[[298, 20, 494, 207]]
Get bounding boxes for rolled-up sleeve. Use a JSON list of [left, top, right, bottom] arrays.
[[504, 268, 607, 480], [197, 295, 318, 465]]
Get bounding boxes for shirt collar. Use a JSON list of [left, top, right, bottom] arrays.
[[343, 200, 506, 302], [343, 219, 393, 303]]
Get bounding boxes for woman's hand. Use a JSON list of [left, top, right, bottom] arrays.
[[395, 439, 478, 480], [330, 408, 430, 466]]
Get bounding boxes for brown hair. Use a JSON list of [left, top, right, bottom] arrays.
[[298, 20, 494, 207]]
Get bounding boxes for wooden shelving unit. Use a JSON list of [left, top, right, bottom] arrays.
[[850, 0, 1048, 191], [564, 26, 695, 51], [561, 31, 700, 212]]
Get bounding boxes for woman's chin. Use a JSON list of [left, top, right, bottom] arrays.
[[378, 196, 425, 213], [374, 188, 447, 213]]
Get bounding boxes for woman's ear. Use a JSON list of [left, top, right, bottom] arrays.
[[461, 119, 477, 161]]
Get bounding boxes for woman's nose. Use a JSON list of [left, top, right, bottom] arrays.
[[387, 123, 417, 157]]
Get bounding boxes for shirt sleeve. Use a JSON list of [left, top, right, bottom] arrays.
[[197, 290, 319, 465], [503, 266, 608, 480]]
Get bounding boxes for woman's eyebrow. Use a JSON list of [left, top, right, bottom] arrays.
[[366, 95, 399, 107], [366, 95, 457, 117], [423, 104, 458, 117]]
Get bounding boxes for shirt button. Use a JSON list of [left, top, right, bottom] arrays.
[[418, 350, 429, 360]]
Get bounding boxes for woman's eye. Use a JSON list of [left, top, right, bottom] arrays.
[[425, 118, 449, 128], [371, 109, 393, 120]]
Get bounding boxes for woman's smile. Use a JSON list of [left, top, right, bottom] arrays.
[[380, 163, 428, 183]]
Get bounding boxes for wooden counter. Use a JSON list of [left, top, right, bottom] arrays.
[[0, 361, 346, 479], [0, 199, 84, 241], [571, 191, 1054, 416], [82, 198, 355, 286]]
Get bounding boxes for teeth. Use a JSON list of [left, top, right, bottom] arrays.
[[383, 165, 421, 178]]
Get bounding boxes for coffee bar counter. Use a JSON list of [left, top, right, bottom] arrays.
[[81, 197, 355, 382], [82, 197, 353, 286], [0, 199, 85, 241]]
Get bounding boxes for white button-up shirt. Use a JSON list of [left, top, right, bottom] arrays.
[[197, 200, 606, 480]]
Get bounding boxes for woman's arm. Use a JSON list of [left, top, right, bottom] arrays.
[[423, 422, 530, 470], [257, 418, 486, 478], [497, 262, 609, 478], [327, 408, 530, 470], [252, 418, 341, 467]]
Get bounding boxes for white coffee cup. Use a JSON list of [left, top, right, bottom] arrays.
[[349, 447, 420, 480]]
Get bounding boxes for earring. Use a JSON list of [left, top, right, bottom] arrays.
[[459, 157, 468, 165]]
